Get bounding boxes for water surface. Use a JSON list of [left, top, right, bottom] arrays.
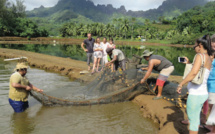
[[0, 44, 195, 75], [0, 59, 158, 134]]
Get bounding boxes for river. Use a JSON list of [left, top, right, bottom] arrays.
[[0, 58, 158, 134]]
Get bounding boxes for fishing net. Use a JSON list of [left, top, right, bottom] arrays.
[[30, 55, 188, 107]]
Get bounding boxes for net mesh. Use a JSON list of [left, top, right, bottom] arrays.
[[30, 56, 188, 107]]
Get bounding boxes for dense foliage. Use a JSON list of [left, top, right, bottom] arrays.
[[26, 0, 208, 36], [0, 0, 48, 38]]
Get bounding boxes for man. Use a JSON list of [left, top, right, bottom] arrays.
[[81, 33, 95, 70], [140, 50, 174, 100], [106, 48, 126, 71], [101, 37, 110, 66], [9, 62, 43, 113]]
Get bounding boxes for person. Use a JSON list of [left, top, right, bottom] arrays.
[[92, 37, 103, 74], [177, 35, 212, 134], [9, 62, 43, 113], [180, 40, 209, 125], [140, 50, 174, 100], [108, 38, 116, 49], [81, 33, 95, 71], [106, 48, 126, 71], [205, 34, 215, 134], [101, 37, 110, 66]]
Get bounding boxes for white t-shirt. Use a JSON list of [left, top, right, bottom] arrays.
[[101, 42, 110, 56]]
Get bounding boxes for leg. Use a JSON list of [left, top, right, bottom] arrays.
[[187, 95, 208, 134], [155, 78, 165, 97], [201, 100, 209, 124], [152, 85, 158, 92], [87, 53, 91, 70], [96, 58, 101, 71], [157, 86, 163, 97], [92, 57, 97, 73]]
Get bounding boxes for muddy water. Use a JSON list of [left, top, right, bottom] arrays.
[[0, 59, 158, 134]]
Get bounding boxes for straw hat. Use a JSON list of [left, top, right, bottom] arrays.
[[141, 50, 154, 57], [15, 62, 29, 70]]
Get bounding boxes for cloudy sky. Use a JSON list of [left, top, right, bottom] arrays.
[[10, 0, 166, 11]]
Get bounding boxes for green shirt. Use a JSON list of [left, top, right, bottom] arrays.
[[9, 72, 29, 102]]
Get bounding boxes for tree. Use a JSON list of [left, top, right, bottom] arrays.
[[130, 17, 136, 40], [120, 19, 130, 39]]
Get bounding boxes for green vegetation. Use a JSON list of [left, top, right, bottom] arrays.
[[0, 0, 48, 38]]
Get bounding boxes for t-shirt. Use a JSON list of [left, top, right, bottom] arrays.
[[108, 44, 116, 49], [111, 49, 125, 61], [83, 38, 95, 53], [101, 42, 110, 56], [208, 60, 215, 93], [149, 55, 173, 72], [9, 72, 30, 102]]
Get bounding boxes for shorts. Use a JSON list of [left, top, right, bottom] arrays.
[[9, 98, 29, 113], [156, 66, 174, 87], [115, 59, 126, 71], [208, 93, 215, 104], [94, 52, 102, 58]]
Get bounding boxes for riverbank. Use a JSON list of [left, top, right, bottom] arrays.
[[0, 48, 208, 134], [0, 37, 192, 48]]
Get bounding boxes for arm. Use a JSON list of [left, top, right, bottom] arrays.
[[177, 55, 202, 93], [29, 83, 43, 93], [12, 83, 31, 91], [106, 55, 117, 66], [141, 67, 149, 71], [81, 42, 88, 52], [140, 60, 154, 83]]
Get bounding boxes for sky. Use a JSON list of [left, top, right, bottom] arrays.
[[10, 0, 166, 11]]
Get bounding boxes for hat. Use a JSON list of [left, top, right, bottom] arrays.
[[106, 48, 114, 53], [15, 62, 29, 70], [141, 50, 154, 57]]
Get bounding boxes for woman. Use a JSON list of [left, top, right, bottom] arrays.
[[206, 34, 215, 134], [101, 37, 110, 66], [177, 35, 212, 134], [108, 38, 116, 49], [92, 37, 103, 74]]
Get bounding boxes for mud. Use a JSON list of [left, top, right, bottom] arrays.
[[0, 48, 209, 134]]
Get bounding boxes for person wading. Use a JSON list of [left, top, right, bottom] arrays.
[[9, 62, 43, 113], [140, 50, 174, 100], [81, 33, 95, 71]]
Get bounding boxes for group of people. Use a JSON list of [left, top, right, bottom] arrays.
[[7, 33, 215, 134], [81, 33, 126, 73]]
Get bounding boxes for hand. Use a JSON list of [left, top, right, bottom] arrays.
[[177, 85, 182, 94], [84, 49, 88, 52], [183, 57, 190, 64], [141, 68, 146, 71], [105, 62, 111, 66], [26, 86, 32, 91], [140, 79, 145, 84], [37, 89, 43, 93]]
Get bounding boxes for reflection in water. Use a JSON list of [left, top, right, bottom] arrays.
[[0, 44, 195, 75], [11, 112, 35, 134], [0, 59, 158, 134]]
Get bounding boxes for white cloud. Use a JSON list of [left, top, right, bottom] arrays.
[[9, 0, 165, 11], [93, 0, 165, 11]]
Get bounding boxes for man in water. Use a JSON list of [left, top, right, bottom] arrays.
[[81, 33, 95, 71], [140, 50, 174, 100], [9, 62, 43, 113], [105, 48, 126, 71]]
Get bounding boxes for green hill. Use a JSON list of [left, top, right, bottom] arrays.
[[26, 0, 209, 35]]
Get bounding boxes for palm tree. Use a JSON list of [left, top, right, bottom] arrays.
[[96, 23, 105, 37], [105, 23, 114, 38], [130, 17, 136, 40], [120, 18, 130, 39]]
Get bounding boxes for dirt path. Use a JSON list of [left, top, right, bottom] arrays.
[[0, 48, 209, 134]]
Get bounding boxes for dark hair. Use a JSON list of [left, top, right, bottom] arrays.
[[95, 37, 100, 44], [211, 34, 215, 43], [109, 38, 114, 42], [196, 35, 212, 56]]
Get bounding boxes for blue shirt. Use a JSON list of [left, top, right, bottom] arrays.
[[208, 60, 215, 93]]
